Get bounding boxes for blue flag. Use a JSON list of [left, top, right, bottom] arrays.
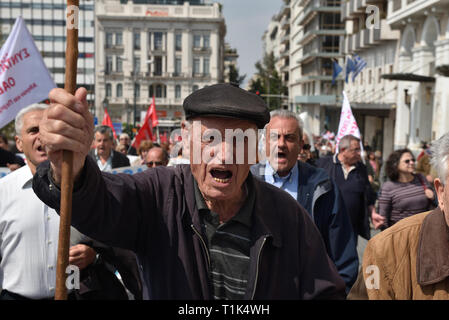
[[332, 60, 343, 85], [345, 57, 355, 83], [352, 54, 367, 82]]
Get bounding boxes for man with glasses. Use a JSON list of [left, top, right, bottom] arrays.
[[144, 146, 168, 168], [316, 134, 376, 245]]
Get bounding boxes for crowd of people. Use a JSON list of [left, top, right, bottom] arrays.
[[0, 83, 448, 300]]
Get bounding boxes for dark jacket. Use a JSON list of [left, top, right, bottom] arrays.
[[33, 156, 345, 300], [88, 149, 130, 169], [316, 155, 375, 240], [251, 161, 358, 292], [0, 148, 25, 167]]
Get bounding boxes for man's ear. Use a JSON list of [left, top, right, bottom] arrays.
[[434, 178, 445, 211], [15, 135, 23, 153]]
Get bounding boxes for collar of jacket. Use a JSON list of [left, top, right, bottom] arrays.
[[179, 165, 282, 248], [417, 207, 449, 286]]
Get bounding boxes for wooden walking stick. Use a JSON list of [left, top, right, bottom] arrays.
[[55, 0, 79, 300]]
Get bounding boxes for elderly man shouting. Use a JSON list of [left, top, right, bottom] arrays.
[[33, 83, 344, 299]]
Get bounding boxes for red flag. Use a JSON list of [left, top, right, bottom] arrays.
[[102, 108, 117, 140], [131, 96, 158, 149]]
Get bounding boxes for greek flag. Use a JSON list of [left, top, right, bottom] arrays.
[[345, 57, 355, 83], [351, 54, 367, 82]]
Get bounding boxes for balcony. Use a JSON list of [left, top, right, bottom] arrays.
[[193, 46, 212, 54], [295, 94, 337, 104], [298, 0, 341, 26], [297, 50, 342, 65], [280, 15, 290, 30], [280, 46, 290, 59], [298, 29, 345, 46], [281, 33, 290, 45]]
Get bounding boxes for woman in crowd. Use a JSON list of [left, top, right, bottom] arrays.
[[132, 140, 153, 166], [377, 148, 435, 229]]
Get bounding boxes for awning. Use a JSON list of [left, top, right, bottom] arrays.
[[381, 73, 435, 82]]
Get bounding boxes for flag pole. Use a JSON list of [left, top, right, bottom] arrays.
[[55, 0, 79, 300]]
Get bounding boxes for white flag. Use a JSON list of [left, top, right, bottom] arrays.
[[335, 91, 363, 153], [0, 17, 56, 129]]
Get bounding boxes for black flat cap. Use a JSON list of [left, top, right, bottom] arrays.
[[183, 83, 270, 129]]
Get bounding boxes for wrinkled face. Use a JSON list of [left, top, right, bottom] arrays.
[[94, 132, 113, 158], [119, 136, 130, 146], [435, 161, 449, 221], [397, 152, 415, 174], [266, 116, 302, 176], [15, 110, 47, 172], [188, 117, 257, 202], [145, 147, 167, 167], [341, 140, 361, 165]]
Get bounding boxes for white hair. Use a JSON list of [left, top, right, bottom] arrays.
[[268, 109, 304, 138], [15, 103, 48, 136], [430, 132, 449, 184]]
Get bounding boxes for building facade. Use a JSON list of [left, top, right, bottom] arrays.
[[0, 0, 95, 110], [290, 0, 345, 136], [340, 0, 399, 157], [95, 0, 226, 134], [387, 0, 449, 152]]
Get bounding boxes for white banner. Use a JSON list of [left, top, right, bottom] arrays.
[[0, 17, 56, 129], [335, 91, 362, 153]]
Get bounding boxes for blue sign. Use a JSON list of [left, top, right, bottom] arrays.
[[113, 122, 122, 135], [94, 116, 98, 126]]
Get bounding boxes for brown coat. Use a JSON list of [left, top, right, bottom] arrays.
[[348, 208, 449, 299]]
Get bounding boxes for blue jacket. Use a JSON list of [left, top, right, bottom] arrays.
[[251, 161, 359, 291]]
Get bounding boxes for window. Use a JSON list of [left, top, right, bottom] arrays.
[[175, 57, 181, 75], [203, 58, 210, 75], [106, 56, 113, 74], [193, 58, 200, 75], [116, 32, 123, 46], [154, 56, 162, 76], [116, 84, 123, 97], [106, 32, 113, 48], [192, 85, 199, 92], [378, 67, 382, 83], [154, 32, 163, 50], [368, 70, 372, 85], [156, 85, 162, 98], [193, 35, 201, 48], [149, 85, 154, 98], [203, 35, 210, 48], [175, 34, 182, 51], [106, 83, 112, 97], [135, 83, 140, 98], [134, 57, 141, 73], [134, 31, 141, 50], [116, 57, 122, 72], [175, 85, 181, 99]]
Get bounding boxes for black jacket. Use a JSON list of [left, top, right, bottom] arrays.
[[88, 149, 130, 169], [316, 155, 375, 240], [33, 156, 345, 299], [251, 161, 358, 291]]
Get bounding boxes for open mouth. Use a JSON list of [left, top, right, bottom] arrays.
[[210, 168, 233, 184], [277, 152, 287, 160]]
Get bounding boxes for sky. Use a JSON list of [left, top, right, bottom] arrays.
[[216, 0, 283, 88]]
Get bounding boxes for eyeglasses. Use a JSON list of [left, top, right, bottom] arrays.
[[404, 159, 415, 164], [146, 161, 164, 167]]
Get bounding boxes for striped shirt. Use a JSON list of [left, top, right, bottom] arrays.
[[378, 174, 432, 227], [194, 178, 254, 300]]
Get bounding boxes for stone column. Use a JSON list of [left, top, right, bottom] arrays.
[[167, 28, 175, 74]]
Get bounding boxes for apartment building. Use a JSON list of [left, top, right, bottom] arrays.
[[291, 0, 345, 136], [96, 0, 226, 134], [340, 0, 399, 156], [0, 0, 95, 110]]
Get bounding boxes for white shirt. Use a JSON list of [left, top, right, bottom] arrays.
[[0, 165, 60, 299], [94, 149, 113, 172]]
